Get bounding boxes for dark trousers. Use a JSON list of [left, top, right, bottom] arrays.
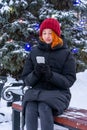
[[25, 101, 54, 130]]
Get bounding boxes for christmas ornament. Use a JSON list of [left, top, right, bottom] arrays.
[[79, 19, 85, 27], [73, 0, 80, 6], [24, 43, 31, 51], [71, 48, 79, 54], [33, 23, 39, 31], [7, 39, 13, 43], [18, 19, 23, 23]]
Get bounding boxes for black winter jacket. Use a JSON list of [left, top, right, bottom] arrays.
[[22, 40, 76, 116]]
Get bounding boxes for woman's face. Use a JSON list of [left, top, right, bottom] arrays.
[[42, 29, 53, 44]]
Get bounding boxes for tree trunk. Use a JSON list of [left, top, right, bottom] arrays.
[[47, 0, 73, 10]]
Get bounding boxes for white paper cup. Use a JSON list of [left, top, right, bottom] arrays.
[[36, 56, 45, 64]]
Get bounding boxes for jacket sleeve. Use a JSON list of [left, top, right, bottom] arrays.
[[50, 52, 76, 89], [21, 53, 39, 87]]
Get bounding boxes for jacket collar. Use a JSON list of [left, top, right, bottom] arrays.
[[38, 40, 67, 51]]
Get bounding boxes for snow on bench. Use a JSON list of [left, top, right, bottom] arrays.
[[12, 101, 87, 130]]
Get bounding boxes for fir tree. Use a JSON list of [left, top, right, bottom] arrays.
[[0, 0, 87, 79]]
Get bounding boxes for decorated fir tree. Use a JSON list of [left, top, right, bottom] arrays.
[[0, 0, 87, 79]]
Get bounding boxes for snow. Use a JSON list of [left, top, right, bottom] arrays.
[[70, 69, 87, 109], [0, 69, 87, 129]]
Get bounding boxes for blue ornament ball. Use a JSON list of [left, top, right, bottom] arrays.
[[33, 23, 40, 31], [79, 19, 85, 27], [71, 48, 79, 54], [73, 0, 80, 6], [24, 43, 31, 51]]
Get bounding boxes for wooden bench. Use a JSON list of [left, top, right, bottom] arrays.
[[1, 83, 87, 130], [12, 101, 87, 130]]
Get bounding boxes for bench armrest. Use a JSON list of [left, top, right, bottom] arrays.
[[1, 82, 24, 102]]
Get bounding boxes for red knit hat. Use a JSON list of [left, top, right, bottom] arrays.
[[39, 18, 61, 37]]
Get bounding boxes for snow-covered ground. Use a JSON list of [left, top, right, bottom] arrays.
[[0, 69, 87, 130]]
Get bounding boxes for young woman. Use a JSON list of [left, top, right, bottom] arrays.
[[22, 18, 76, 130]]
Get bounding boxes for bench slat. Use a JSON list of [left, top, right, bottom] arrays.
[[54, 115, 87, 130], [54, 107, 87, 130], [12, 102, 22, 112], [12, 102, 87, 130]]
